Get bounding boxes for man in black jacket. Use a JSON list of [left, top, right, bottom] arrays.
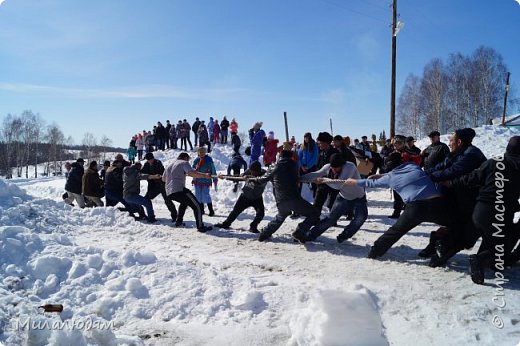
[[424, 128, 487, 266], [314, 132, 339, 212], [165, 120, 172, 149], [333, 135, 356, 165], [382, 137, 405, 218], [215, 161, 268, 233], [446, 136, 520, 284], [141, 152, 178, 221], [254, 144, 320, 242], [220, 116, 230, 144], [104, 160, 135, 213], [421, 131, 450, 171], [64, 158, 86, 208], [192, 117, 201, 147]]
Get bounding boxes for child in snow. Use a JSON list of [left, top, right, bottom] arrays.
[[263, 131, 279, 167], [192, 146, 218, 216], [227, 152, 248, 192]]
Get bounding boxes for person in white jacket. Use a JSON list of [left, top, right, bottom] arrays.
[[135, 134, 145, 161], [300, 153, 368, 243]]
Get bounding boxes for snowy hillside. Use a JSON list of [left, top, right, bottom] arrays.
[[1, 125, 519, 345]]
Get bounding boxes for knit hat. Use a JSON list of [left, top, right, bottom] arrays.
[[250, 161, 262, 171], [76, 158, 85, 163], [406, 136, 415, 143], [144, 153, 154, 160], [329, 153, 346, 168], [282, 142, 293, 151], [197, 146, 208, 155], [333, 135, 344, 142], [454, 128, 476, 144], [268, 131, 275, 139], [428, 130, 441, 137], [316, 132, 333, 143], [506, 136, 520, 155]]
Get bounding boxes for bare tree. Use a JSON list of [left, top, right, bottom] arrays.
[[1, 114, 20, 178], [82, 132, 97, 162], [420, 58, 447, 134], [45, 124, 65, 176], [99, 135, 112, 162], [397, 74, 423, 137]]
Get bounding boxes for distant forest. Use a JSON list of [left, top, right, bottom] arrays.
[[397, 46, 519, 138], [0, 110, 124, 178]]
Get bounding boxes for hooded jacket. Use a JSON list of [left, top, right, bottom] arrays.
[[255, 156, 299, 202], [65, 162, 84, 194], [123, 166, 149, 199], [241, 169, 268, 200], [427, 145, 487, 182], [82, 168, 104, 197]]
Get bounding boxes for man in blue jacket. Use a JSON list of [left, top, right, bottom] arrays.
[[346, 162, 456, 259]]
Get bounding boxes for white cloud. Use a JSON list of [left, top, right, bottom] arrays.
[[0, 0, 6, 6], [516, 0, 520, 5]]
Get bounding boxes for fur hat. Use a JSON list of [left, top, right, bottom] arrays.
[[455, 128, 476, 144], [316, 132, 333, 143], [144, 153, 154, 160]]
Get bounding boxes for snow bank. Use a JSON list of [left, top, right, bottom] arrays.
[[415, 125, 520, 158], [289, 286, 387, 346]]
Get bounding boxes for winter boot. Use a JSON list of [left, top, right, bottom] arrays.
[[197, 225, 213, 233], [248, 225, 260, 234], [199, 203, 205, 215], [208, 203, 215, 217], [215, 222, 231, 229], [388, 209, 401, 219], [336, 232, 351, 244], [469, 254, 485, 285], [291, 230, 307, 244], [258, 231, 272, 242], [367, 246, 379, 259], [418, 231, 439, 258]]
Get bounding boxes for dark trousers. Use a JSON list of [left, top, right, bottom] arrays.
[[168, 188, 203, 229], [171, 137, 178, 149], [223, 194, 265, 228], [262, 197, 320, 236], [308, 195, 368, 240], [314, 184, 335, 211], [373, 197, 455, 256], [137, 150, 143, 161], [193, 132, 198, 147], [393, 190, 404, 211], [472, 202, 516, 266], [145, 185, 178, 220], [165, 136, 170, 149], [105, 190, 133, 211]]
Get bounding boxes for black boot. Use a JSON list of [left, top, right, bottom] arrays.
[[215, 222, 231, 229], [418, 231, 438, 258], [208, 203, 215, 217], [199, 203, 205, 215], [388, 209, 401, 219], [469, 254, 485, 285]]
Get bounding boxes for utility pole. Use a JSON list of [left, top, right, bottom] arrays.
[[390, 0, 397, 138], [501, 72, 510, 125], [283, 112, 289, 142], [330, 118, 334, 136]]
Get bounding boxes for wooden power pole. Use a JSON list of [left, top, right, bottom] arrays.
[[390, 0, 397, 138], [283, 112, 289, 142], [502, 72, 511, 125]]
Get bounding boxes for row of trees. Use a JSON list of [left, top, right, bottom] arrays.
[[0, 111, 119, 179], [397, 46, 519, 138]]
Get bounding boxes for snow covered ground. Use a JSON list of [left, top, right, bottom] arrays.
[[1, 125, 520, 345]]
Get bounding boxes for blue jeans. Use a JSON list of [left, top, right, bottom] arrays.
[[124, 194, 155, 219], [307, 195, 368, 241]]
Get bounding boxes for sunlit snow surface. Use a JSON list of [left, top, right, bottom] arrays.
[[1, 125, 519, 345]]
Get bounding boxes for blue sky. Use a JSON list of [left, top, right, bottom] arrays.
[[0, 0, 519, 148]]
